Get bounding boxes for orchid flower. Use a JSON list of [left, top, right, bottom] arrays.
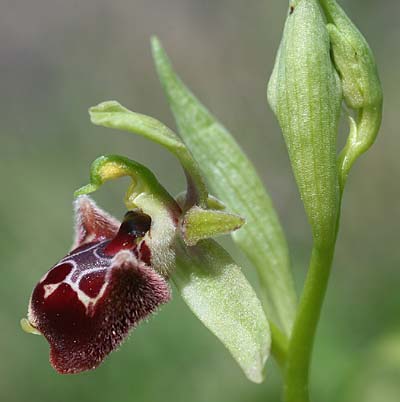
[[25, 196, 169, 374], [22, 115, 272, 383]]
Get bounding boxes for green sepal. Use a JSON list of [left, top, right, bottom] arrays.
[[318, 0, 383, 191], [173, 238, 271, 383], [152, 37, 297, 337], [267, 0, 342, 245], [181, 206, 245, 246], [89, 101, 208, 208]]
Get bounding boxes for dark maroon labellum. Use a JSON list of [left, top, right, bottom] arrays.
[[27, 196, 170, 374]]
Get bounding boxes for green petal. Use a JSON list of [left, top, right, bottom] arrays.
[[182, 206, 245, 246], [152, 37, 297, 336], [173, 239, 271, 383]]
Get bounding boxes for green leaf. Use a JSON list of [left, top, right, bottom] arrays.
[[173, 238, 271, 383], [152, 37, 297, 336], [89, 101, 208, 208], [181, 206, 245, 246]]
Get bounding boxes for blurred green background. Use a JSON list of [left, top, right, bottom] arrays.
[[1, 0, 399, 401]]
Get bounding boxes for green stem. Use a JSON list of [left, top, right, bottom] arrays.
[[270, 322, 289, 371], [283, 239, 336, 402]]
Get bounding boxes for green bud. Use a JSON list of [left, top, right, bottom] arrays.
[[267, 0, 342, 244], [320, 0, 381, 110], [319, 0, 383, 190]]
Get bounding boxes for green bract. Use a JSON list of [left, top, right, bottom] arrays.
[[152, 37, 297, 338], [174, 239, 270, 383], [267, 0, 342, 245]]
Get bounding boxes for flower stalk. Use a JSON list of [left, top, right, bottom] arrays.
[[284, 238, 337, 402]]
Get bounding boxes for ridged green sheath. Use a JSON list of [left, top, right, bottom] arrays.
[[268, 0, 342, 245]]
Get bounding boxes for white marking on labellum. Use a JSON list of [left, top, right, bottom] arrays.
[[41, 240, 114, 315]]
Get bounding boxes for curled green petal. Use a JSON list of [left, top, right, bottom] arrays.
[[152, 36, 297, 337], [89, 101, 208, 208], [74, 155, 176, 211], [173, 238, 271, 383], [182, 206, 245, 246]]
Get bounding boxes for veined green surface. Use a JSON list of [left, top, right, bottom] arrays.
[[268, 0, 342, 245], [173, 238, 271, 383]]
